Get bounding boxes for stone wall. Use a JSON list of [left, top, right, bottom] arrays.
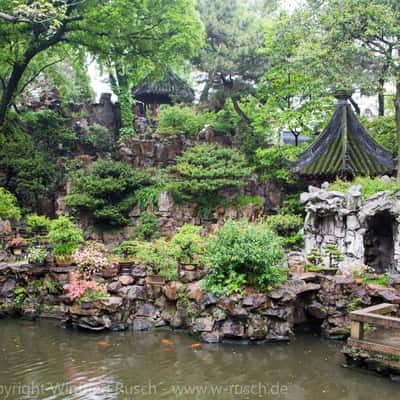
[[1, 261, 399, 342], [318, 274, 400, 338], [302, 185, 400, 272], [0, 262, 308, 343], [118, 128, 232, 168], [84, 185, 282, 244]]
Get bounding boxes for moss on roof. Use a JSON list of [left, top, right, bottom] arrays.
[[294, 98, 394, 177]]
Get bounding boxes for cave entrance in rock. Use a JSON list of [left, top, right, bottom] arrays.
[[364, 211, 395, 273]]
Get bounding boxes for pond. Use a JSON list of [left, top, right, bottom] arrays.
[[0, 320, 398, 400]]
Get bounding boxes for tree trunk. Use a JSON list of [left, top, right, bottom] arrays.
[[231, 96, 251, 125], [0, 62, 27, 126], [200, 74, 213, 104], [395, 79, 400, 179], [378, 78, 385, 116]]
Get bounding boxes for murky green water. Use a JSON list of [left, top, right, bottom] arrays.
[[0, 320, 398, 400]]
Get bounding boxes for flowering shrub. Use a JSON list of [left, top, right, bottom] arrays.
[[73, 241, 113, 275], [9, 237, 28, 248], [66, 277, 108, 302], [28, 246, 48, 264]]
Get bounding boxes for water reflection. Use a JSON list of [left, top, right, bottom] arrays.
[[0, 320, 397, 399]]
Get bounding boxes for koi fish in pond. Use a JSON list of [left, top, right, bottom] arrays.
[[97, 341, 111, 348], [162, 347, 173, 352], [161, 339, 173, 345], [187, 343, 202, 349]]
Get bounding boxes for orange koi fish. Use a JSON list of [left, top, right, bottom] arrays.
[[162, 347, 173, 352], [161, 339, 173, 345], [97, 341, 111, 348], [187, 343, 202, 349]]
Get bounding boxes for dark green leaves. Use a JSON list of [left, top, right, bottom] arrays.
[[167, 144, 253, 203], [66, 160, 151, 227]]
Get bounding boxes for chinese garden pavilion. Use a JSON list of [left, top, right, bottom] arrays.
[[133, 69, 195, 119], [294, 91, 395, 178]]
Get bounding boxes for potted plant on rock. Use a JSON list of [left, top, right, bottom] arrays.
[[115, 240, 139, 271], [48, 216, 83, 267], [26, 214, 50, 239], [353, 265, 374, 284], [307, 245, 342, 276], [136, 239, 179, 285], [9, 236, 29, 256], [171, 224, 204, 271], [27, 246, 48, 267], [306, 248, 323, 272], [323, 244, 343, 274], [73, 241, 118, 278]]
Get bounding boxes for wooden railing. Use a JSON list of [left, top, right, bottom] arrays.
[[348, 303, 400, 357]]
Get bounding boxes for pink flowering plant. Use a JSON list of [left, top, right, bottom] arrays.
[[9, 236, 28, 248], [73, 241, 114, 275], [66, 274, 108, 303]]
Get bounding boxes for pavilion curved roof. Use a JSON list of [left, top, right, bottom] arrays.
[[133, 69, 195, 104], [294, 95, 395, 177]]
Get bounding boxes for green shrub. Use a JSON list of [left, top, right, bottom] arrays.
[[204, 219, 287, 296], [85, 124, 116, 152], [156, 105, 215, 137], [234, 195, 264, 207], [131, 213, 160, 241], [116, 240, 140, 259], [0, 114, 58, 211], [118, 126, 137, 141], [364, 116, 396, 155], [213, 107, 238, 137], [14, 287, 27, 307], [135, 239, 179, 280], [134, 187, 161, 211], [26, 214, 50, 234], [48, 216, 83, 256], [0, 187, 21, 220], [279, 194, 305, 216], [255, 144, 307, 185], [168, 144, 253, 203], [171, 224, 204, 264], [266, 214, 302, 235], [66, 160, 151, 227], [134, 173, 165, 211], [265, 213, 304, 249], [322, 244, 344, 268], [21, 110, 77, 152], [329, 177, 400, 199], [362, 272, 390, 286], [307, 248, 323, 267]]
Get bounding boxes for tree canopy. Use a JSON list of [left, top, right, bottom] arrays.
[[295, 0, 400, 175], [0, 0, 204, 128], [194, 0, 276, 121]]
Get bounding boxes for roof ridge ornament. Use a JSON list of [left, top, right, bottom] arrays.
[[333, 89, 354, 103]]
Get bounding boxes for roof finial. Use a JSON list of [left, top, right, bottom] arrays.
[[333, 88, 354, 102]]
